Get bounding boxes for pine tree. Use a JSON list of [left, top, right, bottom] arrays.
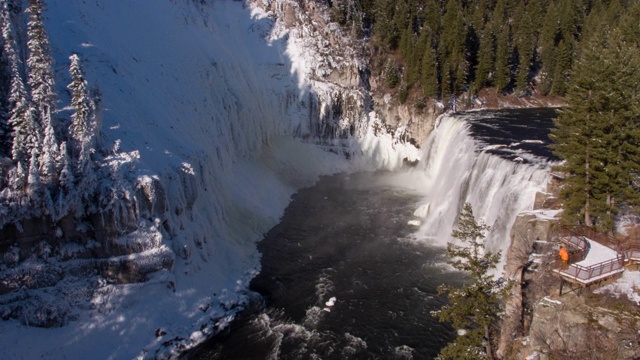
[[550, 15, 640, 232], [384, 59, 400, 89], [551, 39, 570, 96], [6, 33, 38, 165], [27, 148, 41, 203], [422, 0, 441, 38], [26, 0, 56, 114], [26, 0, 58, 183], [58, 141, 73, 189], [373, 0, 396, 49], [392, 0, 410, 43], [539, 2, 559, 95], [433, 203, 506, 360], [439, 0, 466, 95], [68, 53, 91, 167], [0, 8, 11, 157], [474, 28, 495, 90], [493, 26, 510, 94], [420, 32, 439, 98], [513, 3, 534, 94]]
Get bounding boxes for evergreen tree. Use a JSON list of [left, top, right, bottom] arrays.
[[27, 148, 41, 203], [384, 59, 400, 89], [420, 32, 439, 98], [393, 0, 410, 40], [0, 8, 11, 157], [26, 0, 56, 115], [513, 3, 534, 94], [551, 39, 570, 96], [373, 0, 396, 49], [474, 28, 495, 90], [539, 2, 559, 95], [433, 203, 506, 360], [439, 0, 467, 94], [493, 26, 510, 93], [68, 53, 91, 167], [422, 0, 441, 38], [5, 23, 38, 166], [550, 16, 640, 232], [58, 141, 73, 189], [26, 0, 58, 183]]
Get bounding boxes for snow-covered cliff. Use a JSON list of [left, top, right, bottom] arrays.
[[0, 0, 420, 358]]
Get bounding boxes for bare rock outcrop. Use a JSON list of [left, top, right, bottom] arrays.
[[525, 295, 640, 360], [498, 211, 558, 358]]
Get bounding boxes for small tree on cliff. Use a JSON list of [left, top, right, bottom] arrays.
[[432, 203, 507, 360]]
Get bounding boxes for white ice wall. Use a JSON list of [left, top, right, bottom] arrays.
[[0, 1, 549, 358], [0, 1, 418, 358]]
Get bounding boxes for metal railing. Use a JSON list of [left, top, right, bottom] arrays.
[[561, 235, 588, 251], [561, 256, 625, 282], [560, 226, 621, 252], [623, 248, 640, 261]]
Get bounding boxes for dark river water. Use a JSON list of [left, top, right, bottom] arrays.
[[460, 107, 559, 162], [188, 108, 558, 360], [190, 172, 462, 359]]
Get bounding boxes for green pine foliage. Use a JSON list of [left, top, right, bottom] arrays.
[[338, 0, 634, 104], [433, 203, 507, 360], [550, 2, 640, 232], [421, 32, 439, 98]]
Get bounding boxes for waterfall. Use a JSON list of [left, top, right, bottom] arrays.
[[413, 114, 552, 271]]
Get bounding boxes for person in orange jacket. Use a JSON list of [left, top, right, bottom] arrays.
[[559, 245, 569, 270]]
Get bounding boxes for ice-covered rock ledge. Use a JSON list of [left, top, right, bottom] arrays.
[[0, 0, 422, 358]]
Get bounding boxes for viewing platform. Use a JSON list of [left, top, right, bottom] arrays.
[[552, 227, 639, 295]]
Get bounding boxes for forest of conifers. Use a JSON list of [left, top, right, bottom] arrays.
[[329, 0, 640, 232], [329, 0, 636, 103]]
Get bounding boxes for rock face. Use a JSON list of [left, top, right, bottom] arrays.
[[498, 211, 558, 358], [498, 178, 640, 359], [372, 94, 442, 146], [526, 295, 640, 360]]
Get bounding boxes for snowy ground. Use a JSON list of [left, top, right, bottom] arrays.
[[594, 270, 640, 305], [576, 239, 620, 267], [0, 0, 558, 358], [0, 1, 421, 358]]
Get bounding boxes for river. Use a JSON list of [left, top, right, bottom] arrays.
[[188, 108, 558, 359]]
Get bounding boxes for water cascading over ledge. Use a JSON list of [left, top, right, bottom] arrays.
[[411, 114, 552, 270], [0, 0, 554, 358]]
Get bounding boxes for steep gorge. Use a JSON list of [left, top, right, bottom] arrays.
[[0, 1, 556, 359], [0, 1, 430, 358]]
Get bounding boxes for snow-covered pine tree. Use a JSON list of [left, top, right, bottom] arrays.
[[58, 141, 73, 189], [67, 52, 100, 215], [26, 0, 58, 184], [68, 54, 90, 163], [0, 8, 11, 158], [4, 12, 38, 167], [56, 141, 73, 217], [26, 0, 55, 114], [27, 147, 41, 204]]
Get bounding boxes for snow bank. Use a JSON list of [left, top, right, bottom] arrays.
[[0, 0, 419, 358], [594, 270, 640, 305]]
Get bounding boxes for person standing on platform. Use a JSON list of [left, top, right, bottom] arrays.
[[559, 245, 569, 270]]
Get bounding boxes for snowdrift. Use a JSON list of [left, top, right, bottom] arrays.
[[0, 0, 419, 358]]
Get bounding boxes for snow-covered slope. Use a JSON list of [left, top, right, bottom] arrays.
[[0, 0, 420, 358]]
